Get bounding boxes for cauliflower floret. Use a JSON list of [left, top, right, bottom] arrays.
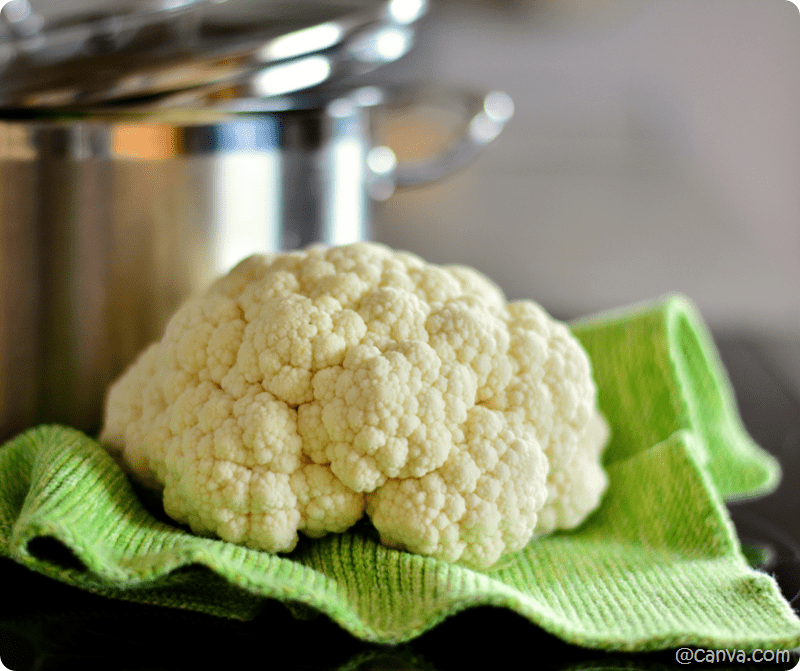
[[366, 406, 549, 569], [108, 378, 364, 553], [304, 340, 455, 493], [101, 241, 609, 567], [534, 409, 610, 535]]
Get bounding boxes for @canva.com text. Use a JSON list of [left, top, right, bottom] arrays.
[[676, 648, 794, 664]]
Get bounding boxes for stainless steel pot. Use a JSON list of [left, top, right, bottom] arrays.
[[0, 86, 514, 439], [0, 1, 513, 439]]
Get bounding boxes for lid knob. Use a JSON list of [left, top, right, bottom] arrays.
[[1, 0, 43, 39]]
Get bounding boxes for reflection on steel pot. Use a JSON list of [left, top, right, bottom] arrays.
[[0, 84, 513, 439]]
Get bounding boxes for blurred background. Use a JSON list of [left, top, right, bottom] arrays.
[[12, 0, 799, 337], [371, 0, 800, 341]]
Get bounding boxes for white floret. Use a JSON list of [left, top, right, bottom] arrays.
[[365, 406, 550, 570], [534, 410, 610, 535]]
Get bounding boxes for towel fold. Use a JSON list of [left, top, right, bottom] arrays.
[[1, 294, 798, 651]]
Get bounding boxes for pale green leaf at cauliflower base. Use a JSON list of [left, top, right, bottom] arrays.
[[101, 241, 610, 570]]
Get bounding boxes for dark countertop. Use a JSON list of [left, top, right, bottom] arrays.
[[1, 334, 799, 671]]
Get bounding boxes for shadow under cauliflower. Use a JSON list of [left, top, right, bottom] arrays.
[[101, 242, 610, 571]]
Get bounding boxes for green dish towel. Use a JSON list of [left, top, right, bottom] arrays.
[[1, 294, 799, 651]]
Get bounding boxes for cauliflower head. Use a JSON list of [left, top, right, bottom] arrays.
[[101, 242, 609, 570]]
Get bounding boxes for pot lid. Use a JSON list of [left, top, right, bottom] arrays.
[[0, 0, 427, 108]]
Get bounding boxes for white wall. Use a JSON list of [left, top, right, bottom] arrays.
[[373, 0, 800, 335]]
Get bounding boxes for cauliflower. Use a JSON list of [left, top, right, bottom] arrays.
[[101, 242, 609, 570]]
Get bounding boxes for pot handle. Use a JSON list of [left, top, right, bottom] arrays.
[[361, 85, 514, 200]]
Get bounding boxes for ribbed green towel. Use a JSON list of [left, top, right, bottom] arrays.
[[1, 294, 799, 651]]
